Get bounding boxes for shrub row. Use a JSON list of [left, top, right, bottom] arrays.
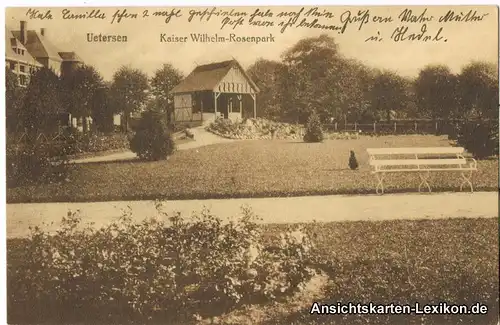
[[7, 206, 315, 324], [7, 130, 130, 158], [6, 143, 70, 188], [6, 130, 131, 188]]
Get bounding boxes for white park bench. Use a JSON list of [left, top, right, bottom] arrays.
[[367, 147, 477, 194]]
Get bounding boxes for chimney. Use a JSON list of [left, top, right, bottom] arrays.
[[20, 21, 27, 44], [40, 28, 45, 37]]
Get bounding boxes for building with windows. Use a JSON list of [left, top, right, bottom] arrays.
[[6, 21, 88, 132], [5, 27, 43, 87], [6, 20, 84, 86], [170, 59, 259, 125]]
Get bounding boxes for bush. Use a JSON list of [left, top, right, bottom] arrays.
[[456, 120, 499, 159], [207, 118, 240, 136], [129, 111, 175, 161], [6, 142, 70, 188], [8, 206, 315, 324], [303, 111, 324, 143]]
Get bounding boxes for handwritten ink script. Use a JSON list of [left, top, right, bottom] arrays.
[[25, 7, 491, 43]]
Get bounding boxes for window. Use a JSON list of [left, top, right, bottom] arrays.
[[19, 75, 27, 86], [10, 62, 16, 71], [20, 65, 26, 73]]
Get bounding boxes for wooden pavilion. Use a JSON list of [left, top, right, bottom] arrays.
[[170, 59, 259, 124]]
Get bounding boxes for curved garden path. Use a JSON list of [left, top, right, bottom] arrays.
[[69, 126, 233, 164]]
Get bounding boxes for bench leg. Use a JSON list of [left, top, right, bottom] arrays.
[[375, 173, 385, 194], [418, 171, 432, 193], [460, 170, 474, 193]]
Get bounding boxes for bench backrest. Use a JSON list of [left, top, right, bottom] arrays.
[[366, 147, 477, 170], [367, 147, 465, 156], [367, 147, 471, 168]]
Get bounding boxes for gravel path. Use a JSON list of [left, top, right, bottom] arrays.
[[70, 126, 233, 164], [7, 192, 497, 238]]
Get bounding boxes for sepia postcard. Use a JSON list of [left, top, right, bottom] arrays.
[[4, 4, 499, 325]]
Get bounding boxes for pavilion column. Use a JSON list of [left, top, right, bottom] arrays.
[[237, 94, 242, 120], [214, 92, 218, 116], [251, 93, 256, 118], [200, 95, 204, 122], [214, 92, 220, 118]]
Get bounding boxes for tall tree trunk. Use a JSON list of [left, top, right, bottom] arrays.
[[123, 113, 129, 133], [82, 116, 88, 134]]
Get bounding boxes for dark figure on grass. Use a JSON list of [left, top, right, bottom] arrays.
[[349, 150, 359, 170]]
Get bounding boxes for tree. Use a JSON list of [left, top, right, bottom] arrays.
[[110, 66, 150, 132], [457, 61, 498, 120], [21, 67, 64, 138], [247, 58, 284, 120], [275, 63, 301, 123], [370, 70, 412, 121], [414, 65, 459, 119], [6, 67, 26, 132], [280, 34, 341, 123], [328, 58, 376, 123], [6, 67, 19, 116], [91, 83, 114, 133], [61, 64, 105, 133], [278, 35, 381, 124], [455, 61, 498, 158], [150, 63, 183, 122]]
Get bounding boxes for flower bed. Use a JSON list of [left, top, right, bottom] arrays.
[[63, 131, 131, 155], [207, 118, 371, 141], [206, 118, 305, 140]]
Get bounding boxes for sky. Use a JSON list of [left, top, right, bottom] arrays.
[[5, 5, 499, 81]]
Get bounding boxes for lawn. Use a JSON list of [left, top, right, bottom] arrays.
[[256, 217, 499, 325], [7, 217, 499, 324], [7, 135, 498, 203]]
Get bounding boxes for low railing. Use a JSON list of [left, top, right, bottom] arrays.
[[323, 120, 461, 135]]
